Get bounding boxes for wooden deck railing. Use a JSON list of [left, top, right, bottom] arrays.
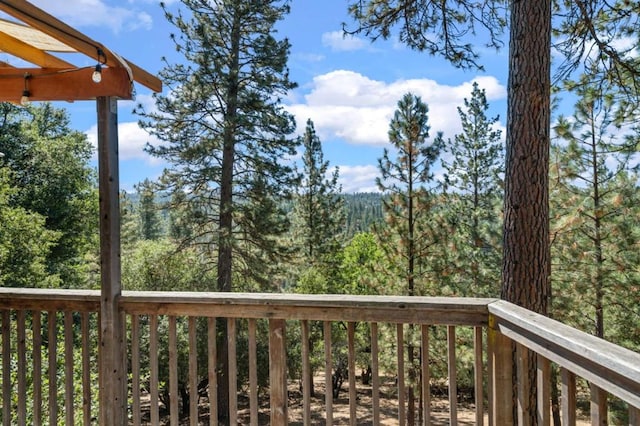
[[1, 288, 639, 425]]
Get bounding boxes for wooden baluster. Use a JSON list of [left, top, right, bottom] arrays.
[[397, 323, 405, 426], [537, 354, 550, 426], [168, 316, 178, 426], [16, 309, 27, 425], [560, 368, 576, 426], [48, 310, 58, 426], [474, 326, 483, 426], [324, 321, 333, 425], [301, 320, 311, 426], [121, 311, 127, 422], [269, 318, 287, 425], [629, 405, 640, 425], [207, 317, 217, 423], [371, 322, 380, 426], [2, 310, 10, 426], [17, 310, 26, 425], [248, 319, 258, 426], [348, 322, 357, 426], [149, 315, 159, 425], [516, 342, 531, 426], [188, 317, 198, 426], [64, 311, 74, 425], [228, 318, 238, 425], [448, 325, 458, 426], [83, 312, 93, 426], [33, 311, 42, 426], [421, 325, 431, 426], [488, 315, 513, 426], [589, 383, 607, 426], [130, 315, 141, 426]]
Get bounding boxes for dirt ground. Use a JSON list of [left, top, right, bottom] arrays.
[[238, 375, 592, 425], [143, 375, 592, 425]]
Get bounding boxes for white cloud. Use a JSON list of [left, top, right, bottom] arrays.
[[288, 70, 506, 146], [86, 121, 163, 164], [321, 31, 368, 52], [30, 0, 153, 33], [611, 36, 639, 59], [337, 165, 380, 193], [294, 52, 326, 63]]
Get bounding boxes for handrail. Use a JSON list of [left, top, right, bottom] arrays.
[[0, 288, 495, 324], [120, 291, 496, 325], [488, 300, 640, 409], [0, 288, 100, 311]]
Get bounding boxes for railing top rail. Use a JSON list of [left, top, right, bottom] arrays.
[[120, 291, 497, 325], [489, 300, 640, 409], [0, 287, 100, 311], [0, 288, 496, 325], [121, 290, 495, 308]]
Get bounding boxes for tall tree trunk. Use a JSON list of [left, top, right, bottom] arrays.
[[407, 150, 416, 425], [215, 6, 242, 423], [502, 0, 552, 424]]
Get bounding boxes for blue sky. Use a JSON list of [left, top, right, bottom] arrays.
[[26, 0, 509, 193]]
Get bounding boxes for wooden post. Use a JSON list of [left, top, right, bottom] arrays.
[[97, 96, 125, 424], [269, 319, 287, 425], [536, 354, 551, 426], [629, 405, 640, 425], [474, 327, 484, 426], [517, 343, 532, 426], [589, 384, 607, 426], [560, 368, 576, 426], [488, 315, 513, 426]]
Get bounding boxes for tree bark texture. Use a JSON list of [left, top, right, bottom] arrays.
[[502, 1, 552, 424], [502, 0, 552, 315]]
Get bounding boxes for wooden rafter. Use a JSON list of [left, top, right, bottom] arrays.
[[0, 31, 73, 68], [0, 18, 75, 52], [0, 0, 162, 98]]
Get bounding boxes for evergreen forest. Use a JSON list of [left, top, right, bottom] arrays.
[[1, 0, 640, 424]]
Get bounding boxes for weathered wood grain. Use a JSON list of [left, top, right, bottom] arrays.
[[269, 319, 287, 425], [474, 327, 483, 426], [489, 300, 640, 409]]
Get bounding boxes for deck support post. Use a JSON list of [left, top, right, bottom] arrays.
[[488, 314, 514, 426], [269, 318, 287, 425], [97, 96, 126, 424]]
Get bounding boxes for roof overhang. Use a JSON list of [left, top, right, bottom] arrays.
[[0, 0, 161, 102]]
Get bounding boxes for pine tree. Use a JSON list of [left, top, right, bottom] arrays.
[[376, 93, 443, 297], [137, 0, 298, 420], [292, 119, 344, 274], [552, 84, 640, 340], [376, 93, 442, 425], [120, 191, 140, 246], [139, 0, 298, 290], [551, 84, 640, 418], [441, 82, 503, 297], [135, 178, 163, 241]]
